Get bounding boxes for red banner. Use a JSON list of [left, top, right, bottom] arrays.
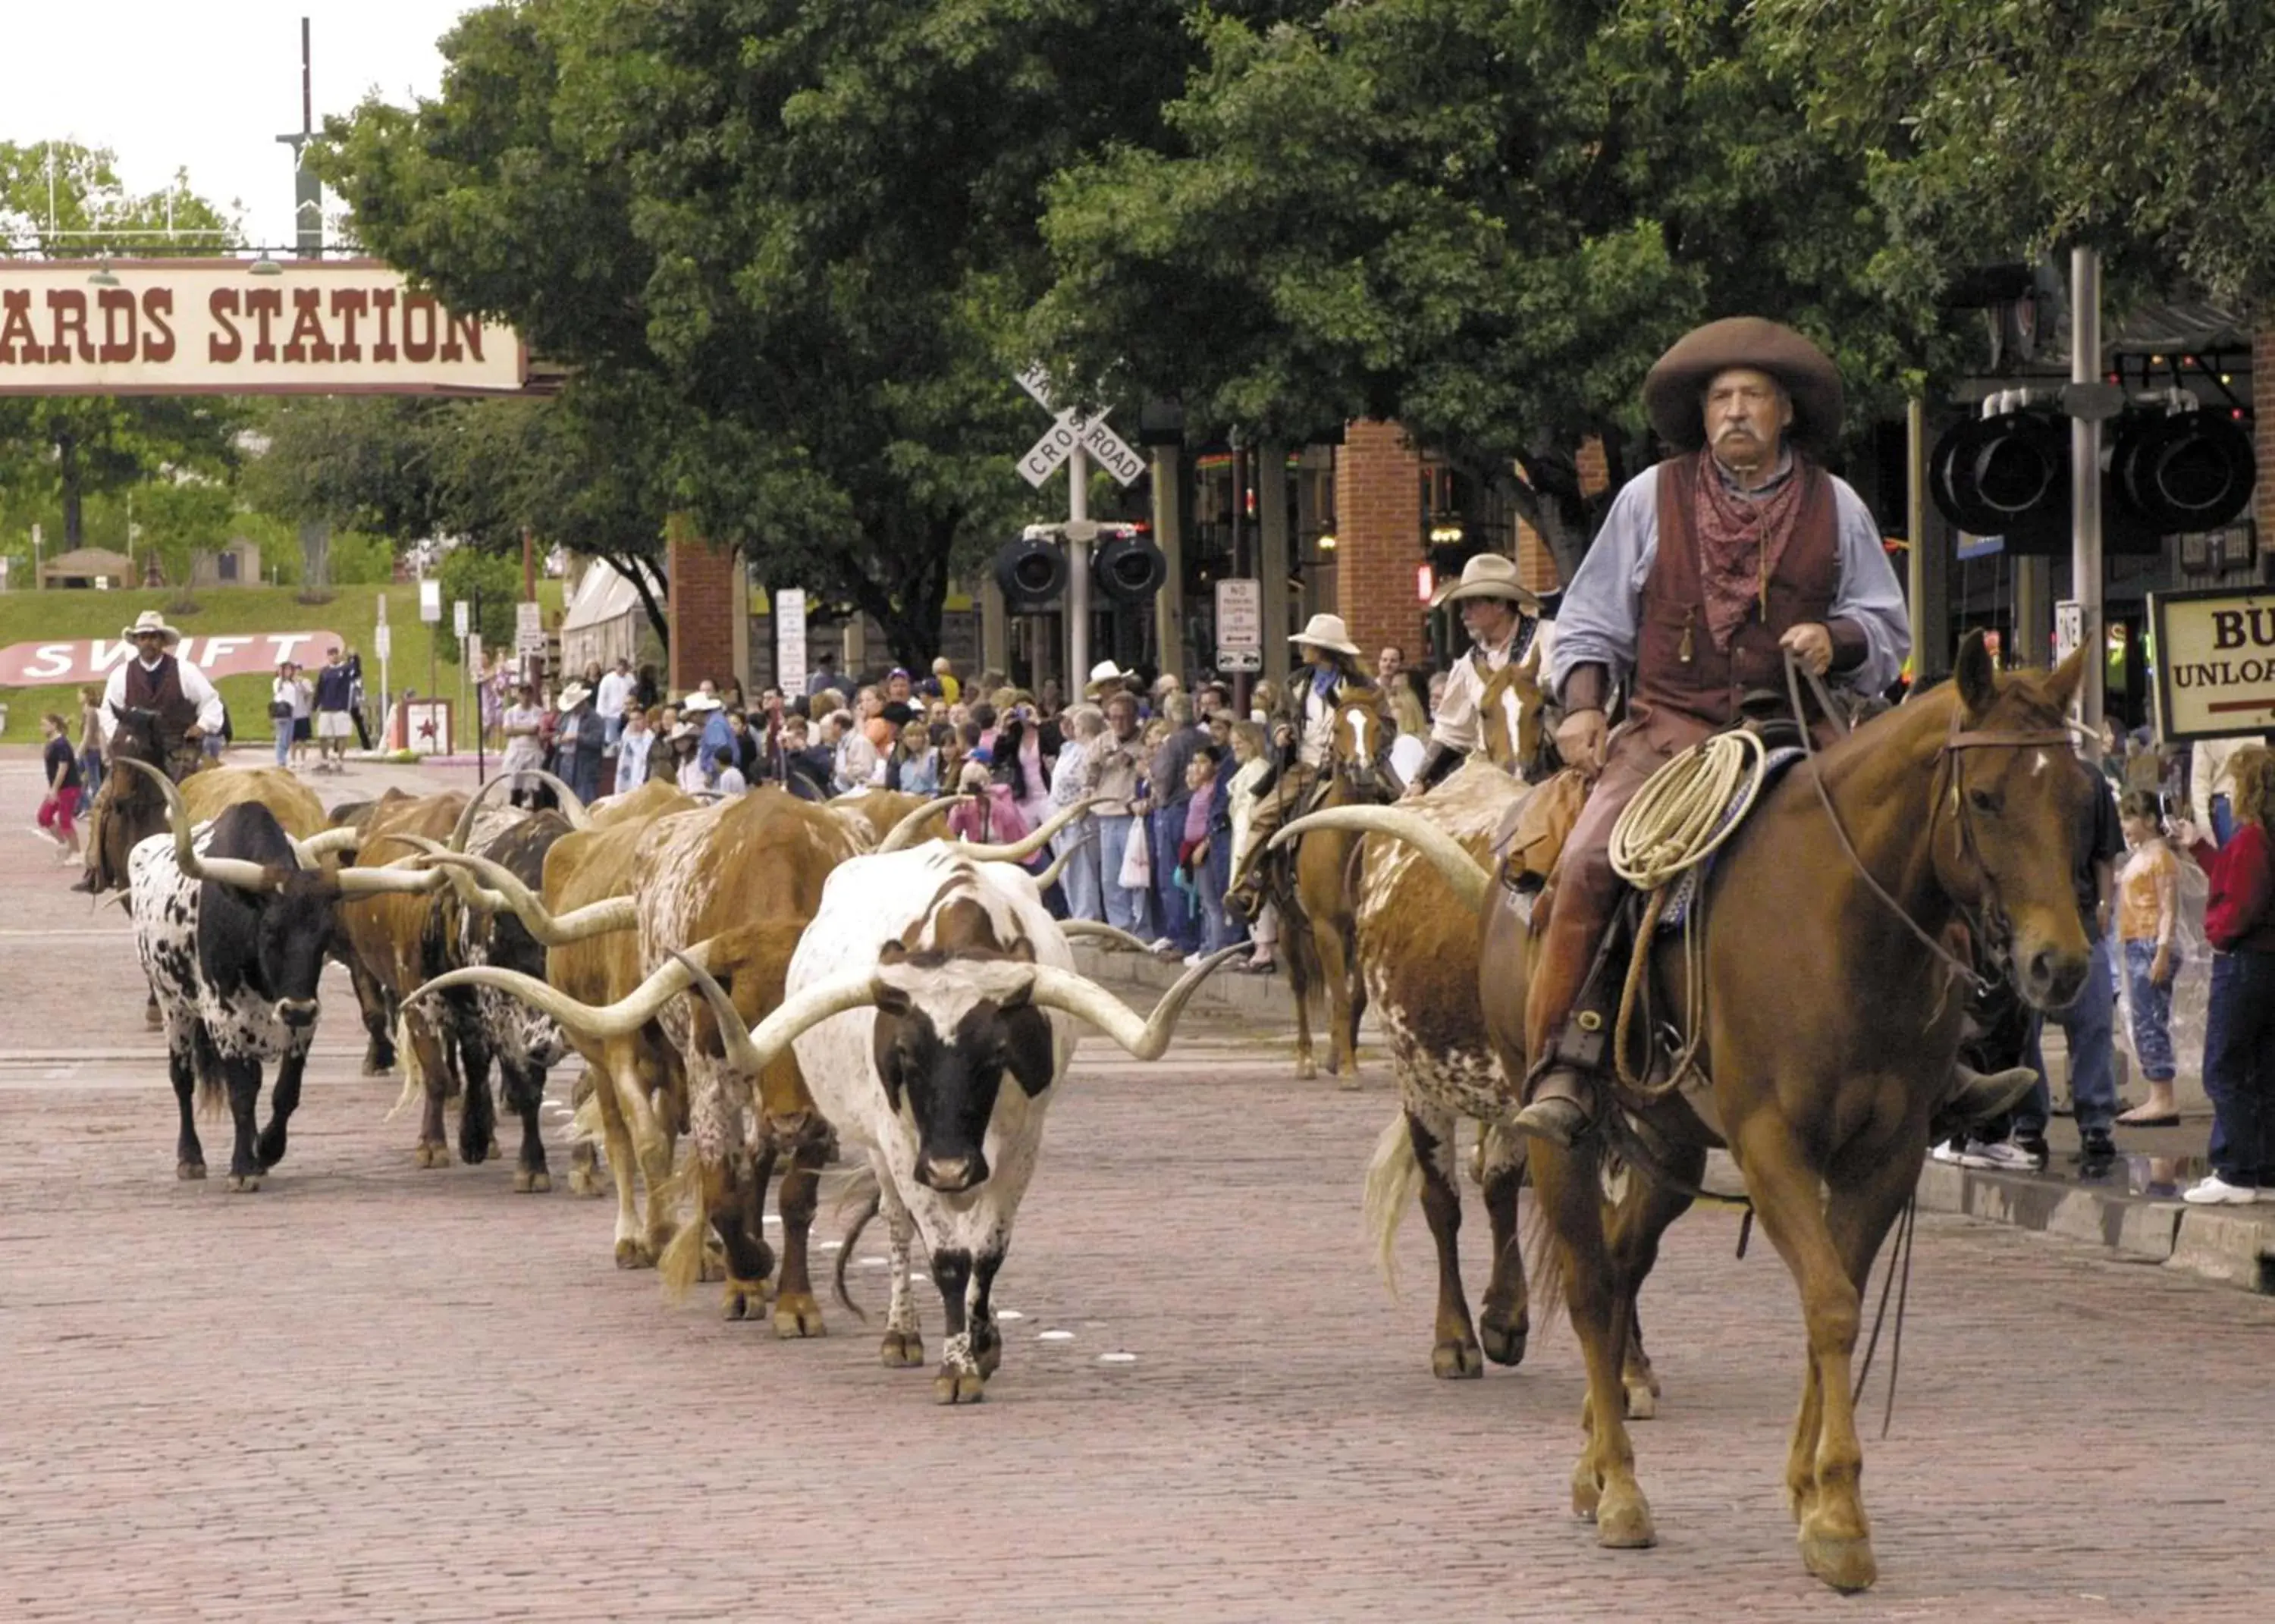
[[0, 631, 347, 687]]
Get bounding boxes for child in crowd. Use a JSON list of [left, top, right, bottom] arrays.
[[613, 706, 653, 795], [37, 712, 83, 863], [2115, 790, 2182, 1127], [708, 746, 747, 795]]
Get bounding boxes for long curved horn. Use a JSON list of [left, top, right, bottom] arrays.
[[114, 757, 277, 893], [522, 768, 595, 832], [874, 794, 962, 854], [673, 951, 887, 1079], [446, 774, 514, 853], [1023, 946, 1244, 1060], [397, 834, 511, 912], [959, 796, 1102, 864], [1267, 804, 1490, 913], [415, 847, 638, 944], [1060, 919, 1150, 953], [291, 826, 364, 866], [406, 941, 711, 1038], [334, 853, 453, 898], [1033, 839, 1075, 890]]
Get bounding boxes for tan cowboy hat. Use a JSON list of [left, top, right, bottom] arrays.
[[680, 691, 723, 714], [1429, 552, 1542, 613], [1084, 658, 1135, 698], [557, 682, 592, 712], [121, 610, 181, 645], [1643, 316, 1844, 456], [1288, 613, 1360, 657]]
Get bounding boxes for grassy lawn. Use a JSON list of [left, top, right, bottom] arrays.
[[0, 582, 560, 745]]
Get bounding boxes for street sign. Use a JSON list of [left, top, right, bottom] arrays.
[[775, 588, 808, 691], [373, 623, 392, 661], [2148, 587, 2275, 740], [1018, 409, 1144, 488], [466, 632, 481, 672], [419, 578, 442, 623], [453, 599, 470, 639], [1018, 413, 1085, 487], [1216, 578, 1263, 672], [1078, 414, 1145, 486], [2054, 599, 2083, 666], [514, 600, 545, 654], [1015, 362, 1056, 412]]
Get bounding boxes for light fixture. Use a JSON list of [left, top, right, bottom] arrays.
[[1416, 563, 1436, 603], [1428, 523, 1464, 545], [1316, 532, 1337, 552], [248, 253, 284, 277], [87, 261, 120, 288]]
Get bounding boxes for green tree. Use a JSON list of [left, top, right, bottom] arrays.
[[0, 143, 248, 548], [437, 544, 521, 664], [1030, 0, 1966, 575], [1756, 0, 2275, 306], [318, 0, 1222, 666]]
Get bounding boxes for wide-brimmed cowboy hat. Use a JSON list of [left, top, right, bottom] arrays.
[[121, 610, 181, 645], [557, 682, 592, 712], [1429, 552, 1542, 613], [1643, 317, 1844, 456], [1084, 659, 1135, 697], [680, 691, 723, 714], [667, 720, 700, 743], [1288, 613, 1360, 657]]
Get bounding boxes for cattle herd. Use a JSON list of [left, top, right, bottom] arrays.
[[120, 761, 1232, 1405]]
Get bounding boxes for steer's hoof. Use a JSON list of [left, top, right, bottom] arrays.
[[1623, 1374, 1660, 1421], [1596, 1483, 1657, 1550], [177, 1159, 206, 1181], [613, 1237, 656, 1270], [225, 1174, 262, 1194], [1294, 1055, 1317, 1081], [512, 1168, 551, 1194], [566, 1167, 604, 1198], [773, 1293, 826, 1340], [256, 1130, 287, 1170], [413, 1141, 450, 1169], [933, 1367, 987, 1405], [1479, 1315, 1529, 1368], [1800, 1529, 1877, 1594], [1431, 1338, 1483, 1380], [361, 1057, 392, 1077], [880, 1330, 925, 1368], [720, 1279, 771, 1321]]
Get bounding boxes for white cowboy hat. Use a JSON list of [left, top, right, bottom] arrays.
[[667, 720, 700, 742], [680, 691, 723, 713], [1288, 613, 1360, 657], [121, 610, 182, 645], [557, 682, 592, 712], [1429, 551, 1543, 613], [1084, 658, 1135, 697]]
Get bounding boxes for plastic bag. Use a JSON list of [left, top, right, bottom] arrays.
[[1119, 815, 1152, 889]]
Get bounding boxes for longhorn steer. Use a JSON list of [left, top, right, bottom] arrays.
[[678, 847, 1238, 1403], [124, 762, 431, 1190]]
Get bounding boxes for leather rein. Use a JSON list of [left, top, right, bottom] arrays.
[[1783, 654, 2074, 997]]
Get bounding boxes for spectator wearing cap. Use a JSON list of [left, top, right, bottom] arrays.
[[557, 681, 605, 804], [684, 688, 730, 767]]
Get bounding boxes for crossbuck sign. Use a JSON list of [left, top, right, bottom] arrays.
[[1015, 364, 1145, 488]]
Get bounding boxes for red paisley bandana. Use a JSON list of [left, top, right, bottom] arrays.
[[1690, 448, 1804, 651]]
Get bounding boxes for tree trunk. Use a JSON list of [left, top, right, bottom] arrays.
[[57, 431, 83, 550], [600, 551, 671, 654]]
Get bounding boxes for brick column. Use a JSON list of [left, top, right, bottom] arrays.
[[667, 528, 738, 698], [1332, 420, 1426, 664], [2256, 328, 2275, 544]]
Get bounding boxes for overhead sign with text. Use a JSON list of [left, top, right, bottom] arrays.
[[2149, 588, 2275, 740], [0, 259, 526, 396], [0, 631, 347, 686]]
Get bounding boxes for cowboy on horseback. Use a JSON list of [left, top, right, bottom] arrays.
[[1514, 318, 1913, 1149], [75, 610, 223, 894], [1404, 553, 1544, 796], [1247, 613, 1391, 834]]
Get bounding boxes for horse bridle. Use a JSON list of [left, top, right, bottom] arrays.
[[1785, 654, 2073, 995]]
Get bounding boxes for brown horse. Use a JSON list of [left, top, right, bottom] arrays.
[[85, 704, 209, 894], [1225, 689, 1391, 1080]]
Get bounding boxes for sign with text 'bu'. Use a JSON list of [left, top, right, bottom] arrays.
[[2149, 588, 2275, 741]]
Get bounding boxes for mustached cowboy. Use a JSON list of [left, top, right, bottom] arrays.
[[1514, 318, 1915, 1148]]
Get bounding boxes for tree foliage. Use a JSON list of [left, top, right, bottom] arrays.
[[1757, 0, 2275, 305], [317, 0, 1228, 665], [1030, 0, 1969, 572]]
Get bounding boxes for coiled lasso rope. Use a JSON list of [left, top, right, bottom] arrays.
[[1605, 729, 1772, 1099]]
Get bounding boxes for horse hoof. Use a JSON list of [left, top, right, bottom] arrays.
[[934, 1368, 987, 1405], [1571, 1463, 1602, 1521], [1294, 1058, 1316, 1080], [413, 1142, 450, 1169], [1624, 1378, 1658, 1421], [1479, 1318, 1529, 1368], [513, 1169, 550, 1193], [1800, 1530, 1877, 1593], [773, 1294, 826, 1340], [1430, 1339, 1484, 1380], [613, 1238, 656, 1270], [225, 1174, 262, 1194], [1596, 1484, 1657, 1550], [1336, 1072, 1363, 1093], [880, 1330, 924, 1368], [721, 1284, 765, 1321], [177, 1160, 206, 1181], [567, 1168, 604, 1198], [361, 1058, 391, 1077]]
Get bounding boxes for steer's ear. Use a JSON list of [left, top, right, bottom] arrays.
[[1004, 1006, 1055, 1099]]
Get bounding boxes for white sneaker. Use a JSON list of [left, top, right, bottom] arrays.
[[1147, 937, 1176, 954], [2181, 1174, 2258, 1205], [1963, 1140, 2041, 1173], [1929, 1140, 1963, 1165]]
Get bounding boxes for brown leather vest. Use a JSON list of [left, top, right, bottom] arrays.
[[122, 654, 199, 738], [1636, 455, 1839, 728]]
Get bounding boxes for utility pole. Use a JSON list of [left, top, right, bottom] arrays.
[[275, 19, 322, 259], [1064, 445, 1093, 687], [2069, 246, 2105, 751]]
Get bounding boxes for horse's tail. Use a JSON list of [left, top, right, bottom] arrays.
[[657, 1156, 709, 1300], [1362, 1111, 1420, 1296], [830, 1167, 883, 1322], [193, 1041, 228, 1122], [1520, 1154, 1573, 1339]]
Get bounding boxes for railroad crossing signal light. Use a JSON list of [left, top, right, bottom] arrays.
[[1091, 531, 1166, 604], [993, 535, 1067, 610]]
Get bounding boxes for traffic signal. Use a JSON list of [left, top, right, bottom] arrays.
[[993, 535, 1066, 611], [1929, 404, 2253, 557], [1091, 530, 1166, 604]]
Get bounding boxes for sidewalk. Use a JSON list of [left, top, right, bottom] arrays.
[[1072, 942, 2275, 1296]]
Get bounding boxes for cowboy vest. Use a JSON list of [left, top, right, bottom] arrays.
[[121, 655, 200, 740], [1637, 455, 1839, 728]]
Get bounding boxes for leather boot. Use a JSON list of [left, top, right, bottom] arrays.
[[1512, 1064, 1594, 1150]]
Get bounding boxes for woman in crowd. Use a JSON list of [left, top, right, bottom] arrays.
[[889, 720, 940, 795], [613, 705, 654, 795], [1048, 705, 1106, 923], [671, 722, 709, 795], [270, 660, 304, 768], [1226, 720, 1279, 973], [2173, 747, 2275, 1205], [37, 711, 83, 864], [992, 696, 1057, 833], [77, 685, 105, 801]]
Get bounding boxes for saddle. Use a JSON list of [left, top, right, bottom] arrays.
[[1492, 767, 1586, 897]]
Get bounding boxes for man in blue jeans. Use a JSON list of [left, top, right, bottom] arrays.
[[1144, 693, 1209, 956]]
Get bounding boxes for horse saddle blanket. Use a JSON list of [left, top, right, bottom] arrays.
[[1653, 745, 1806, 932], [1493, 767, 1587, 894]]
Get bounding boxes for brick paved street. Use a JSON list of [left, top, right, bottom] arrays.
[[5, 753, 2274, 1622]]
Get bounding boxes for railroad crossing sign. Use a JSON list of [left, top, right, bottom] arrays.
[[1215, 578, 1263, 672], [1014, 364, 1145, 488]]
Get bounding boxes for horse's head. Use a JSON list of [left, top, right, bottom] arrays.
[[1938, 632, 2094, 1011], [1327, 688, 1388, 797], [108, 703, 168, 767], [1479, 657, 1559, 780]]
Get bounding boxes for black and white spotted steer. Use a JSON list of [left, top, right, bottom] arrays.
[[123, 760, 431, 1190]]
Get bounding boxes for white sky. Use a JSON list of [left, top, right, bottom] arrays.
[[2, 1, 476, 252]]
